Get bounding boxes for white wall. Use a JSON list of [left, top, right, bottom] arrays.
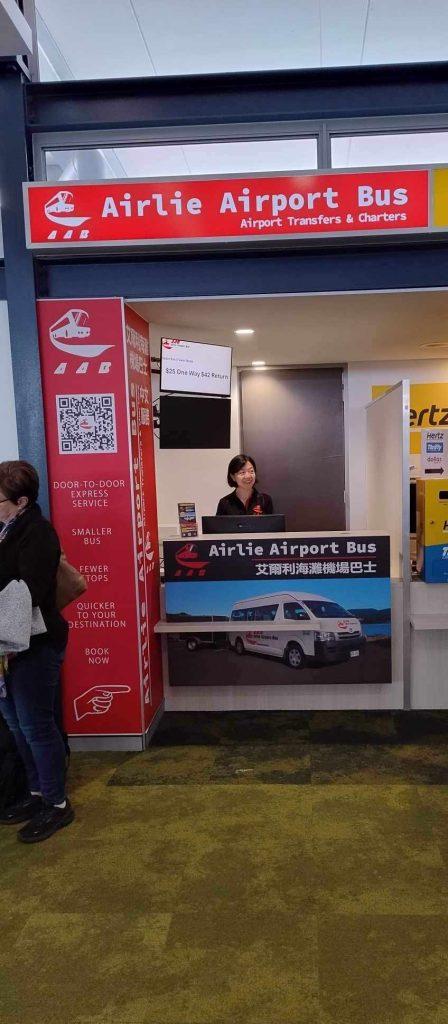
[[150, 322, 241, 533], [0, 302, 18, 461], [346, 359, 448, 530]]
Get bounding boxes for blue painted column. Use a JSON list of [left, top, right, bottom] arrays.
[[0, 63, 49, 513]]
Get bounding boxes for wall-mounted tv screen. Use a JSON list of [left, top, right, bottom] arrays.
[[160, 337, 232, 397], [160, 396, 231, 449]]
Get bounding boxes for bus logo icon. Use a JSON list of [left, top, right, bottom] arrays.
[[174, 543, 209, 577], [49, 309, 114, 358], [44, 191, 90, 228]]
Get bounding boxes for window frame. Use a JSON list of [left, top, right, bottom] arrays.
[[33, 121, 322, 181], [328, 117, 448, 169], [32, 112, 448, 182]]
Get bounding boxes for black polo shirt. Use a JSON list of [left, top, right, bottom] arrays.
[[216, 488, 274, 516]]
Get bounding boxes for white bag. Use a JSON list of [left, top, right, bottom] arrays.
[[0, 580, 47, 654]]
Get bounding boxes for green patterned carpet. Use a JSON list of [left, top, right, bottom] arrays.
[[2, 710, 448, 1024]]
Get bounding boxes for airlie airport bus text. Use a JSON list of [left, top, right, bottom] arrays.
[[208, 540, 379, 559], [101, 185, 410, 221]]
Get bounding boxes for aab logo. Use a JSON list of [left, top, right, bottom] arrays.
[[49, 309, 114, 376], [174, 544, 209, 577], [337, 619, 355, 632], [162, 339, 183, 351], [45, 190, 91, 242]]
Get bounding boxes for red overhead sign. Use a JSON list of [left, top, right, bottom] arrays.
[[23, 169, 430, 249]]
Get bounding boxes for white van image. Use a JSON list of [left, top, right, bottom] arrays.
[[228, 592, 365, 669]]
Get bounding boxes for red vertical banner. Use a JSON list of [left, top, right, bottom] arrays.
[[124, 305, 163, 730], [36, 298, 162, 739]]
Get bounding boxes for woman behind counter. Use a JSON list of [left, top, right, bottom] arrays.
[[217, 454, 274, 516]]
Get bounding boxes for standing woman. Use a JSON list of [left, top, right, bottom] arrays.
[[0, 461, 74, 843], [217, 454, 274, 516]]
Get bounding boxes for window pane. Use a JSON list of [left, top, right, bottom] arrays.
[[303, 600, 350, 618], [284, 602, 310, 621], [255, 604, 278, 621], [331, 131, 448, 169], [45, 137, 318, 182]]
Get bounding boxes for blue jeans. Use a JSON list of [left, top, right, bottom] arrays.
[[0, 641, 67, 805]]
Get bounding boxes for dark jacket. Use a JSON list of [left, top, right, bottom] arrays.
[[0, 504, 68, 650], [216, 488, 274, 516]]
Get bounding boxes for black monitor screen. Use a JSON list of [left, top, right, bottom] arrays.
[[160, 395, 231, 449], [202, 514, 286, 534]]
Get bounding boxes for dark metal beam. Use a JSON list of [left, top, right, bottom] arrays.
[[26, 61, 448, 133], [0, 66, 49, 512], [37, 240, 448, 300]]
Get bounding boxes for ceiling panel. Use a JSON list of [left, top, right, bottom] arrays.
[[130, 292, 448, 365], [36, 0, 448, 81], [364, 0, 448, 64], [321, 0, 369, 66], [36, 0, 154, 79], [131, 0, 321, 75]]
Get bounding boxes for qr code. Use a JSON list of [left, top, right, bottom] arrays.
[[56, 394, 117, 455]]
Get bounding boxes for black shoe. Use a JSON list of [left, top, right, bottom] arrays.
[[18, 800, 75, 844], [0, 795, 43, 824]]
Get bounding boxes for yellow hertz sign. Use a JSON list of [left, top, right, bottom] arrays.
[[372, 384, 448, 454], [433, 169, 448, 227]]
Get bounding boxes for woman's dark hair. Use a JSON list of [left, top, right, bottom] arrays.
[[0, 461, 39, 505], [227, 454, 257, 488]]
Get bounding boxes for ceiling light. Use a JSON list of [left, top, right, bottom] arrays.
[[420, 342, 448, 350], [234, 328, 254, 336], [252, 360, 266, 366]]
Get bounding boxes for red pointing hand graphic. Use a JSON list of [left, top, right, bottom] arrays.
[[74, 685, 131, 721]]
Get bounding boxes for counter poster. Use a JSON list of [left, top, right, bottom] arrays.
[[163, 535, 391, 687], [37, 298, 162, 736]]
